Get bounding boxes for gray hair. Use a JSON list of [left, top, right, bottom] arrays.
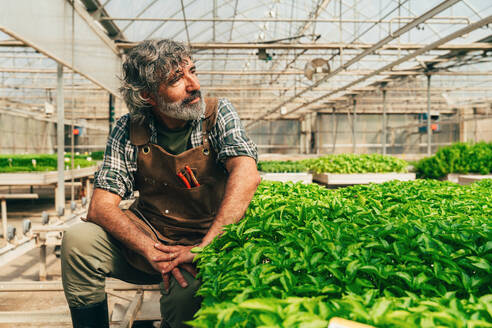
[[119, 39, 192, 115]]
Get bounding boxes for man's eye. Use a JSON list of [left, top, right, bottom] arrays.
[[169, 76, 181, 85]]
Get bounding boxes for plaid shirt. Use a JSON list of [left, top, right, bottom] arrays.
[[94, 98, 257, 199]]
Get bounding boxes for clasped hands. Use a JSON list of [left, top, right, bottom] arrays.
[[146, 243, 197, 292]]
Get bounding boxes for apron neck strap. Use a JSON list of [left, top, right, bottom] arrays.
[[201, 97, 219, 150], [130, 113, 151, 146]]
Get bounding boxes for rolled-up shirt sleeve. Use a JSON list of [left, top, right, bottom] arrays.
[[94, 114, 137, 199], [209, 98, 258, 163]]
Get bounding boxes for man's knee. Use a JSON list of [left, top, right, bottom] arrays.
[[62, 222, 106, 256], [61, 221, 113, 275], [61, 222, 112, 307]]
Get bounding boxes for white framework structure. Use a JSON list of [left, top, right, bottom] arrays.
[[0, 0, 490, 156]]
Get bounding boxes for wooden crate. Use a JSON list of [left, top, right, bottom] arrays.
[[260, 172, 313, 184], [313, 172, 416, 185]]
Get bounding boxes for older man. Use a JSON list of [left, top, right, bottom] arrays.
[[61, 39, 260, 328]]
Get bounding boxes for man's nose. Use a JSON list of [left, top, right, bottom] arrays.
[[185, 73, 200, 91]]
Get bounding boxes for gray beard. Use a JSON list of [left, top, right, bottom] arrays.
[[156, 96, 204, 121]]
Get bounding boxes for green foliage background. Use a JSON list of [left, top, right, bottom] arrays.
[[258, 154, 408, 174], [257, 160, 308, 173], [302, 154, 408, 174], [0, 152, 102, 173], [415, 142, 492, 179]]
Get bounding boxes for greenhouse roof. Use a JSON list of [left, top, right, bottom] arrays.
[[0, 0, 491, 126]]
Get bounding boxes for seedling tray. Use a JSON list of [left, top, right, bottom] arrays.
[[260, 172, 312, 184], [313, 172, 416, 185]]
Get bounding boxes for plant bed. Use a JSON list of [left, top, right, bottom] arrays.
[[258, 160, 312, 184], [190, 179, 492, 327], [0, 153, 101, 173], [301, 154, 411, 186], [303, 153, 409, 174]]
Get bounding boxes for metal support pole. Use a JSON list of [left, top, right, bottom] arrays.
[[300, 118, 306, 154], [316, 113, 320, 155], [56, 64, 65, 215], [473, 107, 478, 142], [339, 0, 342, 43], [382, 88, 387, 155], [352, 97, 357, 153], [306, 114, 312, 154], [1, 199, 7, 242], [39, 243, 47, 281], [459, 108, 466, 142], [316, 113, 322, 155], [426, 74, 432, 156], [332, 107, 337, 153], [211, 0, 217, 87]]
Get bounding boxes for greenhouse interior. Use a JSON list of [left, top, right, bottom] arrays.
[[0, 0, 491, 327]]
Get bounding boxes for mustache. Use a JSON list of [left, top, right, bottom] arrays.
[[182, 90, 202, 104]]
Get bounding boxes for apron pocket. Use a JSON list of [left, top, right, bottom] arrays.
[[173, 183, 218, 217]]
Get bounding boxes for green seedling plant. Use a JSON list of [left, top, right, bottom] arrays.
[[190, 179, 492, 327], [0, 153, 101, 173], [301, 154, 409, 174], [258, 160, 309, 173]]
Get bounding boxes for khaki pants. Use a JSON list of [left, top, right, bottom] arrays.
[[61, 221, 202, 328]]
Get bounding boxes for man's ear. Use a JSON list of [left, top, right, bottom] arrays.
[[140, 91, 157, 107]]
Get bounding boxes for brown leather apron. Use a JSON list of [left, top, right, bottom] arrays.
[[123, 98, 228, 274]]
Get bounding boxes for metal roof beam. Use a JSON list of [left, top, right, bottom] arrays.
[[100, 16, 470, 25], [271, 15, 492, 121], [196, 70, 492, 76], [5, 67, 488, 76], [114, 42, 492, 51], [204, 86, 492, 92], [79, 0, 125, 40], [0, 0, 121, 96]]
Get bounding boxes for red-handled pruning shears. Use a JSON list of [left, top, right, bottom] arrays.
[[177, 171, 191, 188], [177, 165, 200, 188], [185, 165, 200, 187]]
